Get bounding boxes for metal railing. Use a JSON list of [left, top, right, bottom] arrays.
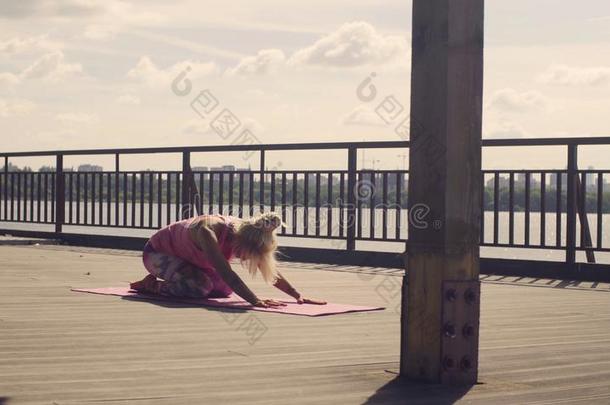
[[1, 137, 609, 267]]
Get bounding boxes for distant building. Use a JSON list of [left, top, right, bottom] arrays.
[[192, 166, 209, 172], [210, 165, 236, 171], [78, 164, 103, 172]]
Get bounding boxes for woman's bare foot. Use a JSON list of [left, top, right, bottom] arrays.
[[130, 274, 158, 293]]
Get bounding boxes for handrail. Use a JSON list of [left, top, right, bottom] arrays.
[[2, 136, 610, 158], [482, 136, 610, 147], [0, 141, 410, 157]]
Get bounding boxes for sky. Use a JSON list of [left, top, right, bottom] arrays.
[[1, 0, 610, 171]]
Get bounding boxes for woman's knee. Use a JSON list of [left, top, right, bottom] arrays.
[[189, 272, 214, 297], [142, 252, 160, 277], [143, 251, 180, 280]]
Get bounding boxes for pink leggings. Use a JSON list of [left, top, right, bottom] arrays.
[[142, 242, 227, 298]]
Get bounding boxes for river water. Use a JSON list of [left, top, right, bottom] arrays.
[[2, 202, 608, 264]]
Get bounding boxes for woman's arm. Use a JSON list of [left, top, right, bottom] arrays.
[[188, 220, 285, 308], [273, 271, 301, 300], [273, 271, 327, 305], [188, 221, 261, 305]]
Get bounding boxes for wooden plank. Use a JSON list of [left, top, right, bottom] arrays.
[[1, 245, 609, 404]]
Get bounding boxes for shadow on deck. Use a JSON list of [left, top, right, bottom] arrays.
[[364, 378, 474, 404]]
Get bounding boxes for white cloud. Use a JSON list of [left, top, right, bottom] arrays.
[[288, 21, 408, 67], [226, 49, 286, 76], [56, 112, 98, 124], [0, 51, 82, 88], [116, 94, 140, 105], [0, 99, 36, 117], [182, 119, 216, 137], [128, 29, 245, 61], [0, 0, 163, 23], [183, 117, 265, 135], [244, 89, 266, 97], [20, 51, 82, 82], [104, 2, 166, 26], [183, 117, 264, 135], [225, 22, 410, 76], [241, 117, 265, 134], [486, 88, 550, 113], [586, 16, 610, 23], [0, 1, 40, 18], [483, 120, 527, 139], [127, 56, 217, 88], [0, 72, 20, 87], [83, 24, 120, 41], [539, 64, 610, 86], [0, 34, 62, 53], [341, 105, 386, 127]]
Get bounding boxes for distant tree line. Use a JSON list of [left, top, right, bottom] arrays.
[[1, 166, 609, 213], [483, 184, 610, 213]]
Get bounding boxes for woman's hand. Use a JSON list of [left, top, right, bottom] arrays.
[[296, 297, 327, 305], [253, 298, 287, 308]]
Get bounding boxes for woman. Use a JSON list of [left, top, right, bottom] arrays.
[[130, 212, 326, 308]]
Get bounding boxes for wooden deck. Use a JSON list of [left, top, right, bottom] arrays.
[[1, 243, 609, 405]]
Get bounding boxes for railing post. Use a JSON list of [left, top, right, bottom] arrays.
[[566, 144, 577, 264], [115, 153, 120, 226], [346, 147, 357, 251], [181, 151, 192, 219], [576, 175, 596, 263], [259, 150, 265, 213], [3, 156, 7, 220], [55, 154, 65, 234]]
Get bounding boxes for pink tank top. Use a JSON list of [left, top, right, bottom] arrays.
[[148, 214, 237, 295]]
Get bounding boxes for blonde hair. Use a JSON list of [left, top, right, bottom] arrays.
[[233, 212, 284, 283]]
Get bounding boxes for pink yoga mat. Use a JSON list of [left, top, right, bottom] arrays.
[[71, 287, 385, 316]]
